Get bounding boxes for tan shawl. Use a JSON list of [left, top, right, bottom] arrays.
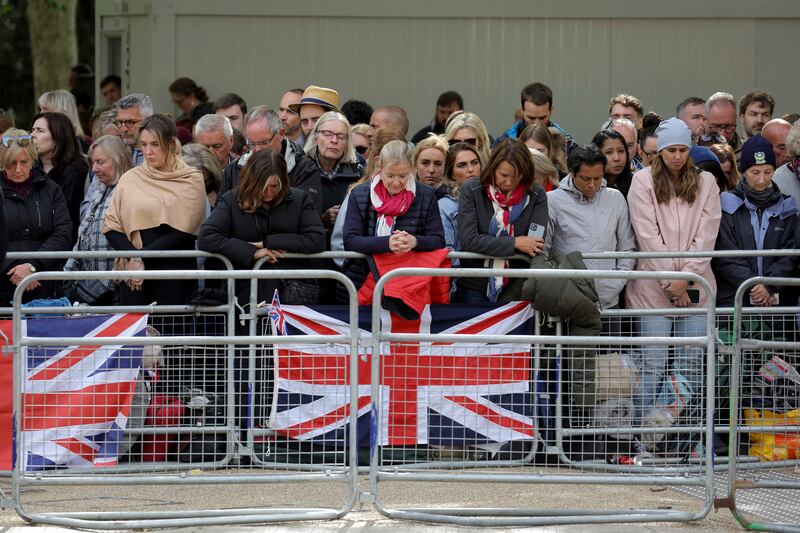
[[102, 157, 206, 249]]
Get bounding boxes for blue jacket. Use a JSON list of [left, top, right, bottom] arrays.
[[494, 120, 577, 153], [342, 181, 445, 288], [713, 190, 799, 306]]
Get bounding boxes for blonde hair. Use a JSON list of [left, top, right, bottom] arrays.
[[89, 135, 133, 182], [91, 109, 119, 140], [351, 123, 369, 137], [349, 130, 404, 192], [0, 129, 38, 169], [38, 89, 85, 137], [529, 148, 559, 189], [444, 112, 491, 164], [181, 143, 222, 194], [413, 134, 449, 164], [547, 127, 568, 174], [379, 140, 413, 170]]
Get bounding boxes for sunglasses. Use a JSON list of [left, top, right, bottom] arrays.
[[699, 133, 726, 144], [452, 137, 478, 147], [355, 145, 369, 155], [1, 134, 32, 148]]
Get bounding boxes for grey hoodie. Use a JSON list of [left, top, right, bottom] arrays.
[[545, 174, 636, 309]]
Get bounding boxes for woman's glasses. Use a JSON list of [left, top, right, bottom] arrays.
[[1, 134, 32, 148]]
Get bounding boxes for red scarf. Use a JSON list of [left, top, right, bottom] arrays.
[[486, 182, 527, 229], [372, 178, 414, 234]]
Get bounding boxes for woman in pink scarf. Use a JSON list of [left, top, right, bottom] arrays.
[[342, 140, 445, 289]]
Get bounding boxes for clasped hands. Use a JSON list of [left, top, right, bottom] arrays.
[[389, 230, 417, 254], [251, 241, 285, 263], [662, 279, 691, 307]]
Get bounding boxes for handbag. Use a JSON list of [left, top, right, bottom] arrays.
[[280, 279, 321, 305]]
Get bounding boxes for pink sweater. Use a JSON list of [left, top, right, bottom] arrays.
[[626, 167, 721, 309]]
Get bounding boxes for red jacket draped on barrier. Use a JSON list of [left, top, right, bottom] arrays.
[[357, 249, 451, 319]]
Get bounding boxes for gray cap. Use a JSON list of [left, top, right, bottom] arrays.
[[656, 117, 692, 152]]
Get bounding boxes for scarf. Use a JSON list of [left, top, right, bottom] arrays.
[[2, 172, 33, 198], [102, 157, 207, 249], [736, 178, 783, 211], [790, 156, 800, 178], [484, 183, 529, 302], [370, 172, 416, 236]]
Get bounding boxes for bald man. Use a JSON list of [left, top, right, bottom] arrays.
[[367, 105, 409, 147], [762, 118, 792, 166]]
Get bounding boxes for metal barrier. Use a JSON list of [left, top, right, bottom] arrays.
[[368, 266, 717, 527], [0, 251, 235, 486], [10, 268, 361, 529], [4, 248, 799, 529], [724, 277, 800, 532], [548, 305, 800, 476]]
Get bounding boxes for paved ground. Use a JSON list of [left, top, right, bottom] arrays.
[[0, 471, 749, 531]]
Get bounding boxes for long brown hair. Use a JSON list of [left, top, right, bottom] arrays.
[[237, 149, 288, 212], [650, 152, 700, 204], [479, 139, 536, 192]]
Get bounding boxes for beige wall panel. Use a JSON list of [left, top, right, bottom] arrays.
[[312, 16, 612, 143], [171, 15, 320, 116], [755, 19, 800, 116], [98, 1, 800, 145], [608, 19, 755, 129], [125, 15, 152, 96]]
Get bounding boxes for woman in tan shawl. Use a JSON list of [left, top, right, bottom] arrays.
[[102, 114, 206, 306]]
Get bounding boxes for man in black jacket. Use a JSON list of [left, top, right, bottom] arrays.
[[219, 106, 319, 208], [410, 91, 463, 144]]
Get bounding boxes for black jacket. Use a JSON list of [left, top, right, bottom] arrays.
[[290, 154, 363, 216], [342, 181, 445, 288], [0, 168, 73, 303], [713, 189, 799, 306], [43, 159, 88, 246], [219, 139, 321, 209], [198, 187, 325, 302], [457, 176, 548, 293]]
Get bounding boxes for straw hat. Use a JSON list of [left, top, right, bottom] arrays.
[[288, 85, 340, 113]]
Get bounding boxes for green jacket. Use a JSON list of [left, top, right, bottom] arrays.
[[513, 252, 603, 413]]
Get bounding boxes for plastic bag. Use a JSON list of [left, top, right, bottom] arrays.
[[744, 407, 800, 461]]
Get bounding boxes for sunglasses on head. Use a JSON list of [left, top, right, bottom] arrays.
[[354, 145, 369, 155], [452, 137, 478, 147], [1, 134, 32, 148]]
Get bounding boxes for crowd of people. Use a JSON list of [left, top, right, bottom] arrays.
[[1, 77, 799, 451]]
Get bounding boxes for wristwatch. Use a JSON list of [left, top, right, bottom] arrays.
[[28, 264, 37, 273]]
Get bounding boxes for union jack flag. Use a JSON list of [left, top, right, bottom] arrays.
[[17, 313, 148, 471], [268, 290, 286, 335], [267, 302, 535, 447]]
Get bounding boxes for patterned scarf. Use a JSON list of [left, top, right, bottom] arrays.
[[789, 156, 800, 179], [484, 183, 529, 302], [370, 172, 416, 236]]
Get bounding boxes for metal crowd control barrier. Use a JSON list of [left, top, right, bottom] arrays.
[[4, 248, 799, 529], [0, 251, 235, 483], [368, 267, 717, 527], [724, 277, 800, 532], [549, 305, 800, 477], [10, 268, 360, 529]]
